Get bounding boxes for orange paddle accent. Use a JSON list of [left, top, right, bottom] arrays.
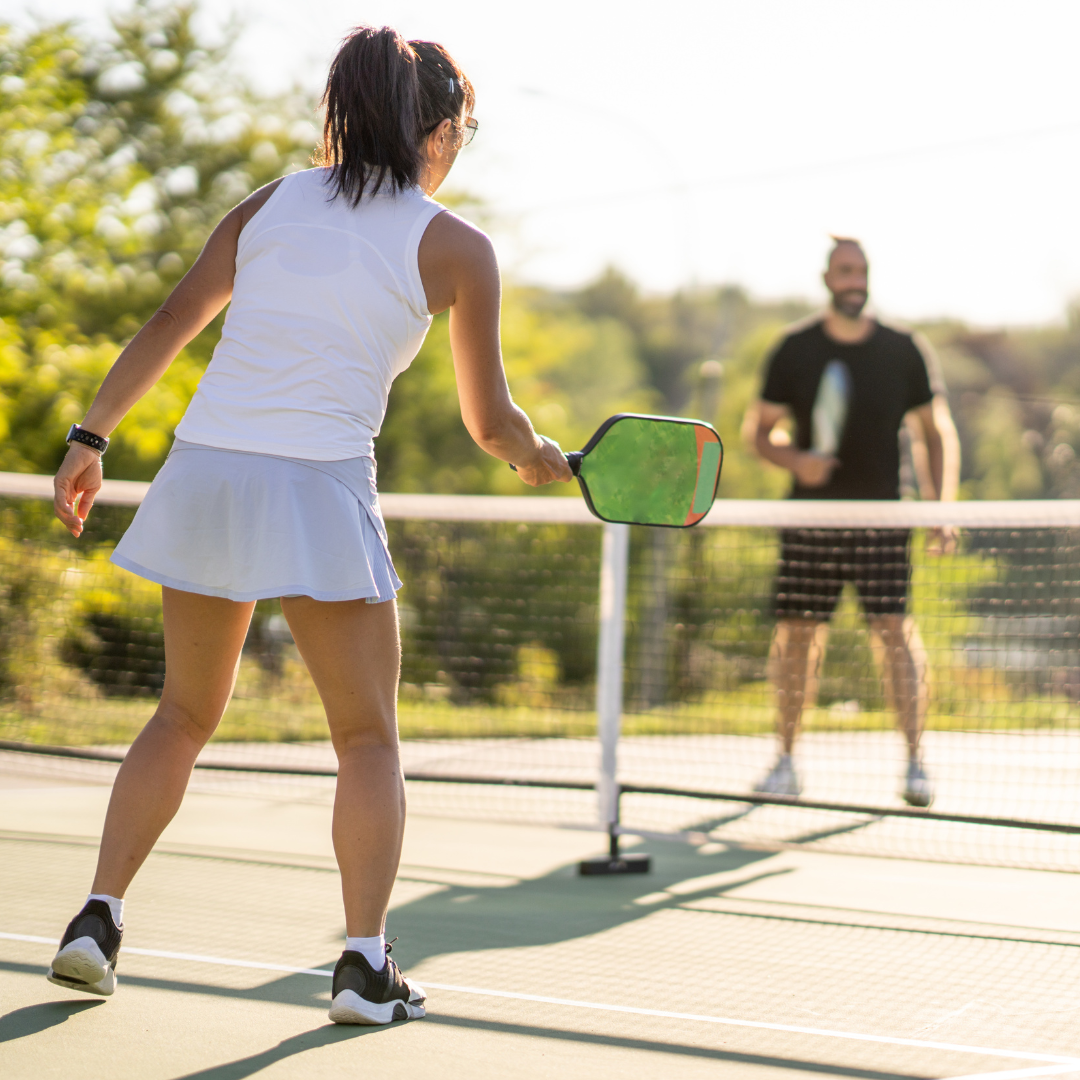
[[683, 425, 721, 526]]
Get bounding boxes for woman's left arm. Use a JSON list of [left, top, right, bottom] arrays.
[[54, 183, 278, 535]]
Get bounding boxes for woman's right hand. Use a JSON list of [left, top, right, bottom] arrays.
[[54, 443, 103, 537], [514, 436, 574, 487]]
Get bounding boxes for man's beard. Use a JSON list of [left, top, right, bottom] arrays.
[[832, 290, 868, 318]]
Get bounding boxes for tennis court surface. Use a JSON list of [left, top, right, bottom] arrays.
[[3, 751, 1080, 1080]]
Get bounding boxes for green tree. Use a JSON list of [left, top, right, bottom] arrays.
[[0, 3, 659, 494], [0, 1, 317, 477], [375, 288, 656, 494]]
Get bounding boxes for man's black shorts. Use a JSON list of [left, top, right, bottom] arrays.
[[774, 528, 912, 621]]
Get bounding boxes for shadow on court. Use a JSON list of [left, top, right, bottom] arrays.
[[5, 832, 1062, 1079], [0, 999, 103, 1043], [161, 1016, 924, 1080], [387, 837, 783, 970], [3, 838, 784, 1022], [165, 1023, 392, 1079], [2, 963, 929, 1080], [423, 1015, 926, 1080]]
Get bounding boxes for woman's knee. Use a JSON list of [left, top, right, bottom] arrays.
[[329, 709, 399, 757], [151, 697, 223, 749]]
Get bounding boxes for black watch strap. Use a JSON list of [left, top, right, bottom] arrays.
[[66, 424, 109, 455]]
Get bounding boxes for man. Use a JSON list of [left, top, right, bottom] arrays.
[[751, 237, 959, 807]]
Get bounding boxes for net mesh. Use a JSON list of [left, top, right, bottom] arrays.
[[3, 484, 1080, 871]]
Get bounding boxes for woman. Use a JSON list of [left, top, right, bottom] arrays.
[[46, 26, 571, 1026]]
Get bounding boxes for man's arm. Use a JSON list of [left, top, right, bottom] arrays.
[[753, 399, 838, 488], [906, 396, 960, 502]]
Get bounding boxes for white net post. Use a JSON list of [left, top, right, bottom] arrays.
[[596, 521, 630, 839]]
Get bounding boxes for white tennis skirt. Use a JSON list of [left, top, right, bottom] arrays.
[[111, 440, 402, 604]]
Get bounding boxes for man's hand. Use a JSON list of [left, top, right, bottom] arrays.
[[754, 401, 839, 488], [54, 443, 103, 537], [926, 525, 959, 556], [792, 451, 839, 488], [514, 436, 574, 487]]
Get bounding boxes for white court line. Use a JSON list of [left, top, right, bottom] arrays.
[[947, 1066, 1080, 1080], [1, 933, 334, 978], [5, 931, 1079, 1071]]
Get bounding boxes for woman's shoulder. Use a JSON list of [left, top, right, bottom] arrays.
[[420, 209, 492, 260], [418, 210, 497, 314], [236, 177, 288, 230]]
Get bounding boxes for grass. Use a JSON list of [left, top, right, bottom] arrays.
[[3, 672, 1079, 750]]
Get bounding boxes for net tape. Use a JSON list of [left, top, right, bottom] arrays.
[[11, 471, 1079, 528]]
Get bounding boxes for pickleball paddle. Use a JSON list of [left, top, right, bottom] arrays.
[[514, 413, 723, 527], [811, 360, 851, 457]]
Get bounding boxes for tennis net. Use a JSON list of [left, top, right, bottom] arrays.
[[2, 473, 1080, 871]]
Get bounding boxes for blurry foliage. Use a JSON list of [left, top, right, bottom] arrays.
[[923, 320, 1080, 500], [0, 1, 318, 478], [377, 287, 657, 494], [566, 269, 811, 499], [57, 547, 165, 696], [390, 519, 601, 705]]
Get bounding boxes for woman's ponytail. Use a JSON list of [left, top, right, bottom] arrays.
[[320, 26, 423, 205]]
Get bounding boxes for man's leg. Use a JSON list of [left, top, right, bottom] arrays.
[[92, 588, 255, 895], [771, 617, 829, 754], [755, 617, 828, 795], [761, 527, 843, 795], [868, 614, 928, 760]]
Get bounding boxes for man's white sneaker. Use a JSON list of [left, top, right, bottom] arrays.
[[753, 756, 801, 798], [903, 759, 934, 808]]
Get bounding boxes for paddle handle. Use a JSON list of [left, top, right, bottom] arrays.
[[508, 451, 582, 477]]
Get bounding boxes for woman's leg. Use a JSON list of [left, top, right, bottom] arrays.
[[279, 595, 402, 937], [91, 587, 255, 896]]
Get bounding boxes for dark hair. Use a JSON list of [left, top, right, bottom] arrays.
[[409, 39, 475, 142], [319, 25, 474, 206]]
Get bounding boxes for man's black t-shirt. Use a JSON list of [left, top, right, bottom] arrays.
[[760, 318, 935, 500]]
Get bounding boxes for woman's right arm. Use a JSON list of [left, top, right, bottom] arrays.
[[54, 182, 282, 536], [417, 211, 572, 487]]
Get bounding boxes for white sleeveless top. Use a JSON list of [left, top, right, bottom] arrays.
[[175, 167, 445, 461]]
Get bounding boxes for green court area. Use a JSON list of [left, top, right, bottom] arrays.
[[3, 752, 1080, 1080]]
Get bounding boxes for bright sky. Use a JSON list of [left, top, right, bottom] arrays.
[[15, 0, 1080, 327]]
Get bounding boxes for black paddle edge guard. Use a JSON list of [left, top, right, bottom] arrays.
[[3, 738, 1079, 837]]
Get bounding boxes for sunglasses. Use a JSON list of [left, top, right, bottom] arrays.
[[426, 116, 478, 147]]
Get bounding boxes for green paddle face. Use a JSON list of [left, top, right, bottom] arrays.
[[574, 414, 723, 527]]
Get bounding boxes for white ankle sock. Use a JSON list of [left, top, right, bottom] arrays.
[[345, 934, 386, 971], [87, 893, 124, 928]]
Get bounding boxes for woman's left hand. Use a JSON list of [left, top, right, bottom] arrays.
[[54, 443, 103, 537]]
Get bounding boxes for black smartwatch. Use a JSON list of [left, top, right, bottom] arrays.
[[66, 424, 109, 455]]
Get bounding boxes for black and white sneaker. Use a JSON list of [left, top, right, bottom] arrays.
[[328, 944, 426, 1025], [47, 899, 122, 997]]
